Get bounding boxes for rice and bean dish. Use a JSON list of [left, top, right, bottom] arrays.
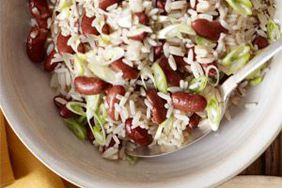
[[26, 0, 281, 161]]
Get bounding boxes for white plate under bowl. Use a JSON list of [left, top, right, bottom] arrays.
[[0, 1, 282, 187]]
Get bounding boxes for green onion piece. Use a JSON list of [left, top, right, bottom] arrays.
[[267, 20, 281, 41], [195, 36, 215, 46], [189, 76, 208, 93], [249, 77, 263, 86], [222, 45, 250, 75], [126, 155, 138, 165], [152, 63, 168, 93], [66, 102, 86, 116], [154, 116, 174, 140], [64, 118, 87, 140], [225, 0, 253, 16], [206, 97, 222, 131], [93, 111, 106, 145]]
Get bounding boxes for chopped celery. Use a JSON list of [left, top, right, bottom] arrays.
[[152, 63, 168, 93]]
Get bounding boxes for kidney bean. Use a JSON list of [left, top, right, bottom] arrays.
[[146, 89, 167, 124], [29, 0, 51, 28], [86, 124, 95, 143], [101, 24, 111, 35], [74, 76, 109, 95], [81, 15, 98, 35], [59, 106, 77, 118], [253, 36, 269, 49], [173, 55, 188, 73], [57, 33, 74, 54], [159, 57, 182, 86], [188, 113, 201, 129], [128, 32, 147, 41], [99, 0, 120, 10], [192, 19, 228, 41], [125, 118, 153, 146], [26, 26, 48, 63], [53, 95, 69, 109], [44, 50, 59, 72], [111, 59, 139, 80], [135, 12, 149, 25], [155, 0, 166, 15], [77, 43, 86, 53], [171, 92, 207, 112], [106, 85, 126, 121]]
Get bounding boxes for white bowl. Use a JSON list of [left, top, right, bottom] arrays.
[[1, 1, 282, 187]]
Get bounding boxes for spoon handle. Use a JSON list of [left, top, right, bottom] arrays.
[[221, 38, 282, 101], [233, 38, 282, 84]]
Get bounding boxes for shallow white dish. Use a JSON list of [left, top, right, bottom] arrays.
[[0, 1, 282, 187]]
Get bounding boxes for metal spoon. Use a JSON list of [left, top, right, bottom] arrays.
[[126, 38, 282, 158]]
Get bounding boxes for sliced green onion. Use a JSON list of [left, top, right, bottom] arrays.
[[195, 36, 215, 47], [189, 76, 208, 93], [249, 76, 263, 86], [126, 155, 138, 165], [140, 66, 155, 89], [73, 54, 86, 76], [64, 118, 87, 140], [93, 111, 106, 145], [267, 20, 281, 41], [152, 63, 168, 93], [157, 23, 195, 39], [85, 95, 101, 124], [206, 97, 222, 131], [88, 63, 125, 85], [57, 0, 74, 11], [66, 102, 86, 116], [225, 0, 252, 16], [154, 116, 174, 140], [222, 45, 250, 75]]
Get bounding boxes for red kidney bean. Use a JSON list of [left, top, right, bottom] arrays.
[[29, 0, 50, 19], [59, 105, 77, 118], [128, 32, 147, 41], [155, 0, 166, 15], [99, 0, 120, 10], [135, 12, 149, 25], [171, 92, 207, 112], [57, 33, 74, 54], [106, 85, 126, 121], [53, 95, 69, 109], [159, 57, 182, 86], [74, 76, 109, 95], [192, 19, 228, 41], [81, 15, 98, 35], [154, 46, 163, 61], [188, 113, 201, 129], [111, 59, 139, 80], [173, 55, 189, 73], [146, 89, 167, 124], [77, 43, 86, 53], [86, 123, 95, 143], [44, 50, 60, 72], [125, 118, 153, 146], [28, 0, 51, 28], [101, 24, 111, 35], [26, 26, 48, 63], [253, 36, 269, 49]]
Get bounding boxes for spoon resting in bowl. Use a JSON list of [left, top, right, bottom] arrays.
[[126, 38, 282, 158]]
